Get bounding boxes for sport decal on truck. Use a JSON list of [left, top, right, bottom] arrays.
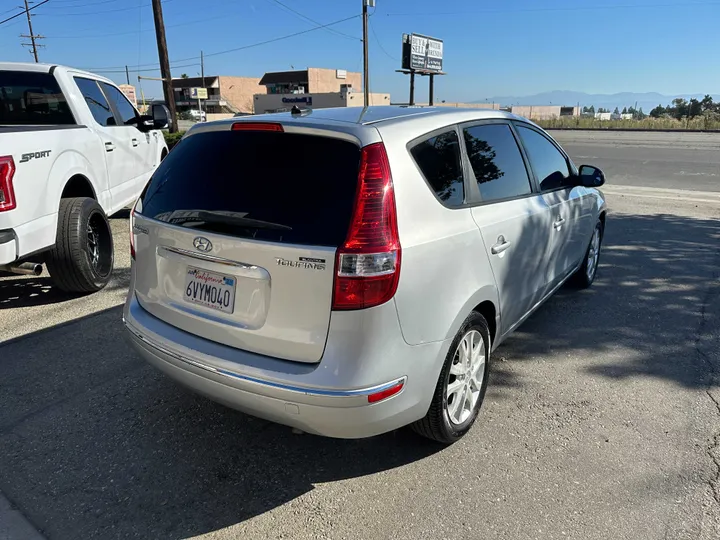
[[19, 150, 52, 163]]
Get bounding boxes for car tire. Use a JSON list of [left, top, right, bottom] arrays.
[[411, 312, 491, 444], [46, 197, 114, 293], [571, 219, 604, 289]]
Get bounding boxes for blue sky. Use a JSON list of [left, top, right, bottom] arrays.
[[2, 0, 720, 102]]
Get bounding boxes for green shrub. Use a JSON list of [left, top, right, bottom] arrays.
[[163, 131, 185, 150]]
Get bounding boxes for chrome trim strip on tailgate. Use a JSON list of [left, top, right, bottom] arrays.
[[124, 320, 407, 398], [157, 245, 258, 269]]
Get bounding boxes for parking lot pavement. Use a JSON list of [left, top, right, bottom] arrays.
[[1, 189, 719, 539]]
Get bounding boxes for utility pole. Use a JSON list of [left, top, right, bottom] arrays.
[[362, 0, 374, 107], [21, 0, 43, 63], [125, 66, 130, 85], [201, 50, 205, 89], [151, 0, 177, 132]]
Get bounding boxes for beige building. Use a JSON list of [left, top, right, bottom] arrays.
[[260, 67, 361, 95], [510, 105, 580, 120], [172, 75, 264, 114]]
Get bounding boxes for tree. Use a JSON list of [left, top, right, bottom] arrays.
[[181, 73, 189, 79], [671, 98, 688, 119], [622, 106, 628, 114], [689, 98, 702, 118], [649, 104, 665, 118], [589, 104, 595, 114], [613, 107, 620, 115], [701, 94, 714, 112], [637, 107, 646, 119]]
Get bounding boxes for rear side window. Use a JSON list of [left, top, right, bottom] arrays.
[[515, 125, 572, 191], [0, 71, 74, 125], [410, 130, 465, 207], [100, 82, 138, 125], [462, 124, 532, 203], [140, 130, 361, 247], [74, 78, 115, 127]]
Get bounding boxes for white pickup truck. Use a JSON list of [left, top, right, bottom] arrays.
[[0, 62, 169, 292]]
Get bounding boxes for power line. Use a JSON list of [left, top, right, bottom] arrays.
[[0, 0, 51, 26], [265, 0, 359, 41], [37, 0, 176, 16], [368, 17, 397, 61], [386, 0, 720, 16], [86, 13, 361, 72], [46, 13, 227, 39]]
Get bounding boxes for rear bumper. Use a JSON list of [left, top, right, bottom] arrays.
[[0, 230, 16, 265], [123, 294, 448, 438]]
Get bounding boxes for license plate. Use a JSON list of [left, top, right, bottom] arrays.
[[184, 267, 236, 314]]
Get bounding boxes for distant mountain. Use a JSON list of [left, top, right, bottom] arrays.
[[477, 91, 715, 112]]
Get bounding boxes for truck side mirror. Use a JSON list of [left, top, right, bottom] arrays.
[[151, 104, 170, 129]]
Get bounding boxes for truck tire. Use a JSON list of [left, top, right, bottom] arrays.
[[46, 197, 114, 293]]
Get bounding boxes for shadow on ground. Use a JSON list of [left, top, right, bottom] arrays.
[[0, 212, 718, 539], [0, 268, 131, 309]]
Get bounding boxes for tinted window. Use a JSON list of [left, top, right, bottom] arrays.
[[410, 130, 464, 207], [516, 126, 572, 191], [463, 124, 532, 202], [140, 131, 360, 247], [100, 82, 137, 125], [0, 71, 74, 125], [74, 78, 115, 127]]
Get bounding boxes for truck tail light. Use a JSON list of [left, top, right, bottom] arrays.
[[332, 143, 401, 311], [0, 156, 16, 212], [129, 200, 138, 260]]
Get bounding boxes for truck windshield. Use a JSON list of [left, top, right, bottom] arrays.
[[0, 71, 75, 126]]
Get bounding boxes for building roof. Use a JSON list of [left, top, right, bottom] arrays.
[[259, 70, 308, 86], [172, 76, 219, 88]]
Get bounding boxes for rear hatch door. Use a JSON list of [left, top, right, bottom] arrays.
[[132, 125, 362, 363]]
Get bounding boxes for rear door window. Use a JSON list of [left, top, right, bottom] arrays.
[[462, 124, 532, 203], [410, 129, 465, 207], [74, 78, 115, 127], [0, 71, 74, 125], [140, 130, 361, 247]]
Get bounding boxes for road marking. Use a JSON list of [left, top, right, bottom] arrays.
[[0, 492, 46, 540], [602, 185, 720, 204]]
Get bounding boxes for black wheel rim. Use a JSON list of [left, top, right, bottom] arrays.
[[86, 211, 113, 277]]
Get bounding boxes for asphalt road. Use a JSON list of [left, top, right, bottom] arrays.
[[1, 137, 719, 540], [551, 130, 720, 192]]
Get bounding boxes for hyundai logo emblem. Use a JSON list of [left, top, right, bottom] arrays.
[[193, 237, 213, 252]]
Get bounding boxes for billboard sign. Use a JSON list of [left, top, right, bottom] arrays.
[[402, 33, 443, 72], [190, 87, 208, 100]]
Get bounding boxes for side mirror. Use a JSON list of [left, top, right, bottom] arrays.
[[579, 165, 605, 188], [150, 104, 170, 129]]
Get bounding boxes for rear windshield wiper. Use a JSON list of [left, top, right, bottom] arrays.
[[160, 209, 292, 231]]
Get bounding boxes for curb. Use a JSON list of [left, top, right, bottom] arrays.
[[0, 492, 46, 540]]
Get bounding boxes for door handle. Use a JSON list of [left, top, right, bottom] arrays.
[[104, 142, 115, 152], [491, 237, 512, 255], [131, 138, 138, 147], [553, 217, 566, 230]]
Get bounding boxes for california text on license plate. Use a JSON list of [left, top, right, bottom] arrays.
[[184, 267, 236, 314]]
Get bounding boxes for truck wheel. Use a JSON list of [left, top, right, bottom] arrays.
[[47, 197, 114, 293]]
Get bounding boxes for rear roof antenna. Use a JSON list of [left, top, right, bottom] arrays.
[[291, 105, 312, 117]]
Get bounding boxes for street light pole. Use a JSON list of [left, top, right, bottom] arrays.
[[362, 0, 374, 107]]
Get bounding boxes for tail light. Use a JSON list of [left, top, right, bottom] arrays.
[[0, 156, 17, 212], [332, 143, 401, 310], [231, 122, 284, 132]]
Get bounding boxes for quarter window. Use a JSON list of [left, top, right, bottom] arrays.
[[0, 71, 74, 125], [74, 78, 115, 127], [516, 126, 573, 191], [410, 130, 465, 207], [100, 82, 138, 126], [462, 124, 532, 203]]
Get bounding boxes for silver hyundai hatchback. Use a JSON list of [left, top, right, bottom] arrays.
[[124, 106, 607, 444]]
